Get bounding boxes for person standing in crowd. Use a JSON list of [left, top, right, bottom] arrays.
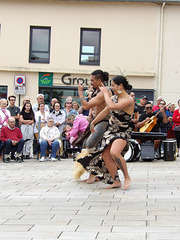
[[49, 98, 58, 113], [79, 86, 93, 116], [34, 102, 50, 138], [63, 97, 78, 119], [72, 101, 80, 112], [155, 100, 168, 134], [39, 117, 60, 162], [75, 69, 111, 183], [20, 102, 35, 159], [172, 99, 180, 156], [7, 95, 20, 128], [0, 98, 11, 130], [137, 95, 147, 115], [1, 117, 25, 163], [129, 92, 139, 131], [50, 102, 66, 135], [153, 96, 163, 112], [32, 94, 49, 114], [77, 76, 134, 190], [166, 103, 175, 139], [22, 96, 30, 105]]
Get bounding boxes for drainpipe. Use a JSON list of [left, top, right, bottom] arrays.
[[157, 2, 166, 98]]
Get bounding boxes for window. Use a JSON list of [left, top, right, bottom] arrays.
[[29, 26, 51, 63], [80, 28, 101, 65], [0, 86, 7, 99], [40, 86, 84, 107]]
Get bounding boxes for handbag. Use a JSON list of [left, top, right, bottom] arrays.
[[173, 124, 180, 131]]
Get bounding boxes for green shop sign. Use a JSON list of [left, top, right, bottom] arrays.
[[39, 72, 53, 86]]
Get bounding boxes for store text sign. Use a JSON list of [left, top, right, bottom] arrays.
[[61, 74, 89, 86]]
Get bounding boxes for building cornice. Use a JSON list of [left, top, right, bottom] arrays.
[[0, 66, 155, 77]]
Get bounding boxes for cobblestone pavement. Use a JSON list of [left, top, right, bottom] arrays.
[[0, 157, 180, 240]]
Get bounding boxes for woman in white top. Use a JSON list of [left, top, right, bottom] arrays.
[[34, 102, 50, 135], [50, 102, 66, 135], [0, 99, 11, 130]]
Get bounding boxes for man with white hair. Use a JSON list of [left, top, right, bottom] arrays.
[[32, 93, 49, 113], [0, 117, 25, 163]]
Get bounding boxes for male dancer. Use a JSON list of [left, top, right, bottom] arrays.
[[76, 69, 112, 183]]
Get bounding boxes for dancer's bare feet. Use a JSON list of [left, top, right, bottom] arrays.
[[123, 177, 131, 190], [106, 180, 122, 189], [84, 174, 99, 184]]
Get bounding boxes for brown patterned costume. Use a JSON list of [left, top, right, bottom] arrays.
[[77, 95, 132, 184]]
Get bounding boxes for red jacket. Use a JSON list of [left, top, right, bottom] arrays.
[[0, 126, 23, 142], [172, 109, 180, 129]]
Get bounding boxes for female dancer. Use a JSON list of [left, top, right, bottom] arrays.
[[77, 76, 134, 189]]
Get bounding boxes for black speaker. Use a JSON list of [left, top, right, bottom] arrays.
[[163, 139, 176, 161], [141, 141, 154, 161]]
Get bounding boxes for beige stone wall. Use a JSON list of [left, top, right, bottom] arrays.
[[0, 0, 179, 105]]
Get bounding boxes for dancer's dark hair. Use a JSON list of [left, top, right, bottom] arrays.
[[112, 75, 132, 91], [91, 70, 109, 83]]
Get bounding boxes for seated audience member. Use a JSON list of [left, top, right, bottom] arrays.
[[32, 94, 49, 114], [34, 102, 50, 137], [137, 95, 147, 115], [39, 117, 60, 162], [50, 102, 66, 135], [153, 96, 163, 112], [66, 114, 89, 143], [63, 97, 78, 119], [20, 102, 35, 159], [137, 101, 167, 154], [0, 98, 11, 130], [49, 98, 58, 113], [7, 95, 20, 128], [1, 117, 25, 163]]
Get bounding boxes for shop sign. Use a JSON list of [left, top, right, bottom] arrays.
[[61, 74, 89, 86], [39, 72, 53, 86], [14, 86, 25, 95]]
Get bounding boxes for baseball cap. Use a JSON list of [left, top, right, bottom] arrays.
[[140, 95, 148, 99]]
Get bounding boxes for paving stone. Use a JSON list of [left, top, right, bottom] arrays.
[[147, 232, 180, 240], [97, 232, 146, 240], [0, 157, 180, 239], [58, 231, 97, 239]]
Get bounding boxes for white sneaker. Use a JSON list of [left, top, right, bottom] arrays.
[[39, 156, 46, 162], [51, 157, 57, 161]]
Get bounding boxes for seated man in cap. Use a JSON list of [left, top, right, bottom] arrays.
[[1, 117, 25, 163], [137, 95, 148, 115]]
